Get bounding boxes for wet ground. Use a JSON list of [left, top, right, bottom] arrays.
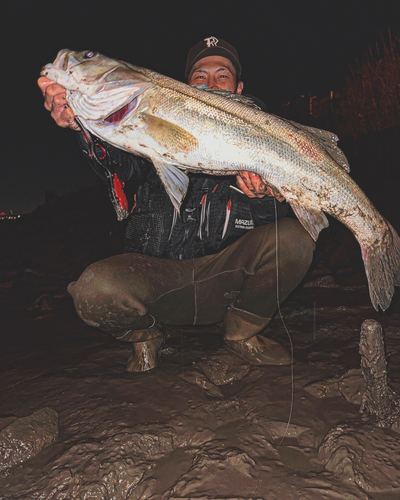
[[1, 185, 400, 499]]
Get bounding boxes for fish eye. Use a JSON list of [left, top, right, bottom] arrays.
[[84, 51, 97, 59]]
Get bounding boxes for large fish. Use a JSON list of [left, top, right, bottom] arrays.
[[41, 49, 400, 311]]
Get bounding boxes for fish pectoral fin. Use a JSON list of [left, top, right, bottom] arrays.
[[142, 114, 199, 154], [151, 159, 189, 211], [290, 202, 329, 241]]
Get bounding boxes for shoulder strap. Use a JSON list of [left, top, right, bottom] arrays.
[[76, 117, 129, 221]]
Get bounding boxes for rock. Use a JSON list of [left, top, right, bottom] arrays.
[[170, 441, 256, 498], [303, 376, 342, 399], [196, 349, 251, 386], [180, 348, 256, 396], [359, 319, 400, 427], [317, 424, 400, 493], [304, 275, 340, 288], [264, 421, 317, 447], [302, 369, 364, 405], [0, 417, 17, 432], [180, 369, 224, 397], [0, 407, 58, 471], [28, 293, 54, 311], [338, 369, 364, 405]]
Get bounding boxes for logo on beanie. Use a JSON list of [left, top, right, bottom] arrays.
[[204, 36, 219, 47]]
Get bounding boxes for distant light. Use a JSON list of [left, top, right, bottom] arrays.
[[0, 210, 21, 220]]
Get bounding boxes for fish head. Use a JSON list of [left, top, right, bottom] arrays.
[[41, 49, 152, 122]]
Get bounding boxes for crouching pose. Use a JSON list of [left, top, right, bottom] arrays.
[[38, 37, 314, 371]]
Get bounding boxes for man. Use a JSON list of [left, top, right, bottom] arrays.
[[38, 37, 314, 372]]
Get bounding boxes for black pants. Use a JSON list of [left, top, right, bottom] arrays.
[[68, 219, 314, 341]]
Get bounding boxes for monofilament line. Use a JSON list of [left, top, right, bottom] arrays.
[[274, 199, 294, 448]]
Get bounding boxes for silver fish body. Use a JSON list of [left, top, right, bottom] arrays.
[[41, 50, 400, 311]]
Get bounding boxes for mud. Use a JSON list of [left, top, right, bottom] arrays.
[[0, 407, 58, 472], [359, 319, 400, 428], [1, 185, 400, 499]]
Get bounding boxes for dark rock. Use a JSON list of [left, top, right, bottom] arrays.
[[317, 424, 400, 493], [359, 319, 400, 427], [304, 275, 340, 288], [29, 294, 54, 311], [0, 417, 17, 432], [0, 407, 58, 471]]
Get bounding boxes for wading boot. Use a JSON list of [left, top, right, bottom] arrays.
[[223, 307, 290, 366], [116, 321, 165, 372]]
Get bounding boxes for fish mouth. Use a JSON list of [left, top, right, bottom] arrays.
[[104, 97, 139, 124], [58, 49, 71, 71], [41, 50, 89, 82], [52, 49, 80, 72]]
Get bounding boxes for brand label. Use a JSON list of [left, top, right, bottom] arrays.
[[234, 218, 254, 230], [204, 36, 219, 47]]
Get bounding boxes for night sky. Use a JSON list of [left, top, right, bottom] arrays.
[[3, 0, 400, 214]]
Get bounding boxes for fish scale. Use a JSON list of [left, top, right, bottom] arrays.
[[41, 49, 400, 311]]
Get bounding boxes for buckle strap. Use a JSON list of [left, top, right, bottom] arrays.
[[76, 117, 129, 221]]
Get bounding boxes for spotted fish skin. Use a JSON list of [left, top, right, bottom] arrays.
[[41, 49, 400, 311]]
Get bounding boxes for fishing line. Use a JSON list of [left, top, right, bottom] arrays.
[[252, 197, 295, 497], [273, 198, 295, 448], [181, 329, 184, 376]]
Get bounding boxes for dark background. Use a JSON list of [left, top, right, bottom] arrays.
[[3, 0, 400, 214]]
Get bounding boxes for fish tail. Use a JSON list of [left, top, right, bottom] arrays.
[[362, 221, 400, 311]]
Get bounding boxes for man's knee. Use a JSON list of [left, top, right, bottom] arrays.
[[67, 259, 148, 329], [250, 218, 314, 276], [275, 218, 315, 265]]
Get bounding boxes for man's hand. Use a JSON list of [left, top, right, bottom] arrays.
[[37, 77, 80, 131], [236, 171, 285, 202]]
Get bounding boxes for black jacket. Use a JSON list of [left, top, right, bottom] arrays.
[[77, 96, 289, 260]]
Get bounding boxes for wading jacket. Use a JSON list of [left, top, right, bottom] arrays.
[[77, 96, 289, 260]]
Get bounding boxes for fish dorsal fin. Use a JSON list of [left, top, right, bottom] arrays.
[[151, 158, 189, 211], [192, 86, 262, 109], [142, 114, 199, 154], [288, 121, 350, 172], [289, 201, 329, 241]]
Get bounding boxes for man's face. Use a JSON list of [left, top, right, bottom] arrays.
[[188, 56, 243, 94]]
